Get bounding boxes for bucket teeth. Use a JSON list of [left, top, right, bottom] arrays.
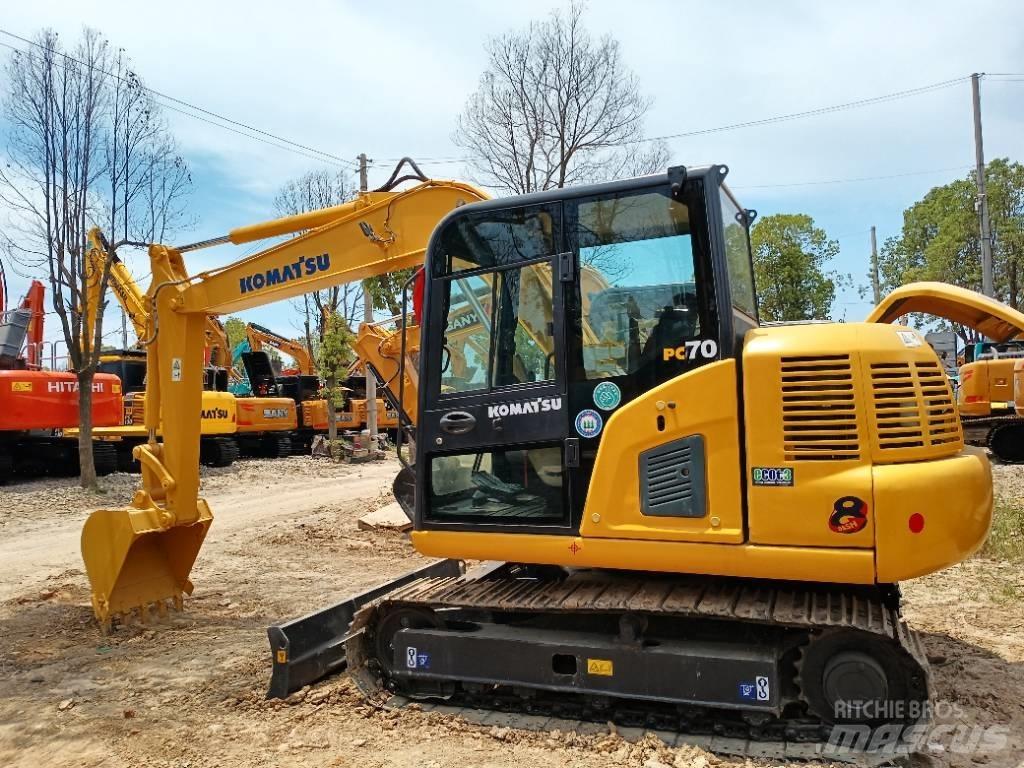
[[100, 593, 188, 632]]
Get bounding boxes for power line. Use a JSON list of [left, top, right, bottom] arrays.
[[636, 76, 970, 144], [731, 165, 974, 190], [0, 31, 995, 195], [0, 30, 357, 169], [383, 75, 974, 164]]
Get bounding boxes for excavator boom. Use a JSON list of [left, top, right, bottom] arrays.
[[82, 174, 488, 625], [246, 322, 315, 375], [866, 281, 1024, 341]]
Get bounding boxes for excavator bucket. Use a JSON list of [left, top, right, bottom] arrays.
[[81, 503, 212, 627]]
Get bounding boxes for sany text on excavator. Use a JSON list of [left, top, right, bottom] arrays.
[[84, 162, 1002, 743]]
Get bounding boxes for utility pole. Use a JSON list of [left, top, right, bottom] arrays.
[[971, 73, 994, 297], [870, 226, 881, 304], [358, 152, 379, 449], [121, 307, 128, 348]]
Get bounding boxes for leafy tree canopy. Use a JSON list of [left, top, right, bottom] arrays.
[[877, 158, 1024, 341], [751, 213, 843, 322]]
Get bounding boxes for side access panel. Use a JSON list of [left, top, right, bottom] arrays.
[[579, 361, 744, 544]]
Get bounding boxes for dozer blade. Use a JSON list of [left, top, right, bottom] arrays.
[[81, 504, 212, 627], [266, 558, 462, 699]]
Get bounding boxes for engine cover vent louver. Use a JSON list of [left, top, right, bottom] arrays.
[[870, 360, 962, 452], [780, 355, 861, 461]]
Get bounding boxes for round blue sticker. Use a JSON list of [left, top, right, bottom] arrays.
[[575, 408, 603, 438], [592, 381, 622, 411]]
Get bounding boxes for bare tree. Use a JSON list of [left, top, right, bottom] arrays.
[[0, 28, 192, 488], [454, 2, 669, 195], [274, 168, 359, 440]]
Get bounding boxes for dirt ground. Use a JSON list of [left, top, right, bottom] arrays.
[[1, 457, 1022, 768]]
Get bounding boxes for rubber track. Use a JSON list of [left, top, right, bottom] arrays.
[[961, 414, 1022, 444], [347, 571, 929, 763]]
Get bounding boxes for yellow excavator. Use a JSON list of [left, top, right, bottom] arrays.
[[82, 161, 1003, 742], [245, 322, 314, 375], [956, 340, 1024, 461], [81, 233, 299, 465]]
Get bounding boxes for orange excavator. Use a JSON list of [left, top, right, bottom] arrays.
[[240, 321, 399, 448], [0, 277, 122, 481]]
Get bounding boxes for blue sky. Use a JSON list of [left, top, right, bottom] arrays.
[[1, 0, 1022, 350]]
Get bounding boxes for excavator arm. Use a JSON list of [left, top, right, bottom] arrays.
[[245, 322, 315, 375], [21, 280, 45, 368], [86, 231, 235, 367], [81, 176, 488, 625], [86, 231, 150, 343], [866, 281, 1024, 340]]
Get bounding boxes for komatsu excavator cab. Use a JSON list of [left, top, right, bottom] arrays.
[[411, 165, 755, 533]]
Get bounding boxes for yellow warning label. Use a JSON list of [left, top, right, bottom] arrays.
[[587, 658, 614, 676], [11, 381, 32, 392], [276, 650, 288, 664], [112, 383, 122, 394]]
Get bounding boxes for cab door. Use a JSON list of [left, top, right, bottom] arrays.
[[417, 202, 573, 533]]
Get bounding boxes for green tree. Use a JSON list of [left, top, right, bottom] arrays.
[[750, 214, 842, 321], [317, 309, 355, 442], [878, 158, 1024, 339], [223, 316, 246, 352]]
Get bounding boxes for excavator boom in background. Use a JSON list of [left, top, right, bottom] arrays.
[[82, 233, 298, 467], [83, 161, 1004, 743], [245, 322, 314, 375], [867, 282, 1024, 462]]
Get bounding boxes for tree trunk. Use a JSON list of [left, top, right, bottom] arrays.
[[77, 369, 97, 489], [326, 372, 338, 442]]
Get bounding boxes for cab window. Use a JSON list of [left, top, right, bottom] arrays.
[[572, 190, 706, 381], [720, 188, 757, 319], [434, 206, 559, 396]]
